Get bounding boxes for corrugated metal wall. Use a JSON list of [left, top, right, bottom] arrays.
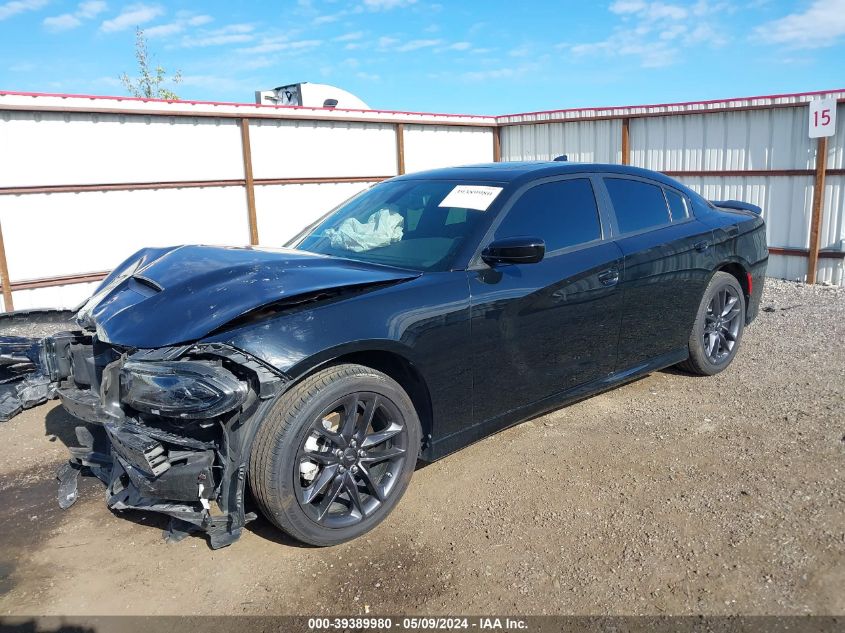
[[501, 120, 621, 164], [501, 98, 845, 285]]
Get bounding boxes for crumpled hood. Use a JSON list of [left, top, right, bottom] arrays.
[[78, 245, 420, 348]]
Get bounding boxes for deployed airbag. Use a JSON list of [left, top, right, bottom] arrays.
[[325, 208, 404, 252]]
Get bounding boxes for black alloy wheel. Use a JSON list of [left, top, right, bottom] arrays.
[[295, 392, 409, 528], [702, 285, 743, 363], [678, 271, 746, 376], [250, 363, 421, 546]]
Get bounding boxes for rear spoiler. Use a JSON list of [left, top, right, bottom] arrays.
[[711, 199, 762, 215]]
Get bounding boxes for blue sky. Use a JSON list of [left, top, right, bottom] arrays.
[[1, 0, 844, 114]]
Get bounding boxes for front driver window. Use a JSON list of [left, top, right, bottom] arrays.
[[494, 178, 602, 252]]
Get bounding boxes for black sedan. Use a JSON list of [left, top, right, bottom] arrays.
[[0, 162, 768, 548]]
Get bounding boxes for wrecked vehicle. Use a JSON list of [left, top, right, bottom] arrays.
[[0, 162, 768, 548]]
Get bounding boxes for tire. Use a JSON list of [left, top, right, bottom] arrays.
[[678, 271, 746, 376], [249, 363, 421, 546]]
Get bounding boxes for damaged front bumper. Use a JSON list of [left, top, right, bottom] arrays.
[[0, 329, 286, 549]]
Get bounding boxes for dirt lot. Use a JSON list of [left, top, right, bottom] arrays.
[[0, 279, 842, 616]]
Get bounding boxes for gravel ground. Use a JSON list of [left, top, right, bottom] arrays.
[[0, 310, 75, 339], [0, 278, 842, 616]]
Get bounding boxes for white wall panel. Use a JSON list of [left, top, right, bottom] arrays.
[[249, 120, 397, 179], [827, 103, 845, 170], [0, 111, 243, 187], [679, 175, 843, 283], [501, 120, 621, 163], [403, 125, 493, 174], [680, 175, 843, 250], [0, 186, 250, 280], [764, 253, 842, 285], [630, 108, 823, 172], [766, 254, 807, 282], [10, 282, 99, 311], [677, 176, 815, 248], [821, 175, 845, 251], [254, 181, 376, 246]]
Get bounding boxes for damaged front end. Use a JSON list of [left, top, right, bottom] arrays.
[[1, 328, 286, 549]]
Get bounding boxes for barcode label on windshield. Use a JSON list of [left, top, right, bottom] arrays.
[[438, 185, 503, 211]]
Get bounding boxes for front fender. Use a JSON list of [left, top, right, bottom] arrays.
[[281, 339, 419, 383]]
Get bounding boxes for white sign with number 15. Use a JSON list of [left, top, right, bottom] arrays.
[[809, 98, 836, 138]]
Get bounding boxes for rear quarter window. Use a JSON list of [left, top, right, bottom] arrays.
[[665, 188, 689, 221], [604, 178, 670, 234]]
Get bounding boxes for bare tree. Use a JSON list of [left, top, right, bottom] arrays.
[[120, 27, 182, 100]]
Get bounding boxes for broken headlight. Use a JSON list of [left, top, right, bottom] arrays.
[[120, 360, 248, 419]]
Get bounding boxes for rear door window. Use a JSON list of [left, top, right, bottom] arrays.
[[603, 178, 671, 234], [494, 178, 602, 252]]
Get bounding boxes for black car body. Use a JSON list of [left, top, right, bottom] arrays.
[[0, 162, 767, 547]]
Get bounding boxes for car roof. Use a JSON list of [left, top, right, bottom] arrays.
[[396, 161, 693, 193]]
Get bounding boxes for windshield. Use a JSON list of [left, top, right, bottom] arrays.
[[290, 179, 503, 272]]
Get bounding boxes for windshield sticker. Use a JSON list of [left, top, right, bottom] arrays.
[[438, 185, 503, 211]]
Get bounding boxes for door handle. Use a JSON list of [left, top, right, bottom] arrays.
[[694, 240, 710, 252], [598, 268, 619, 286]]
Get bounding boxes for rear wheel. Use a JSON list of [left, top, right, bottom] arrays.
[[678, 271, 746, 376], [249, 363, 421, 546]]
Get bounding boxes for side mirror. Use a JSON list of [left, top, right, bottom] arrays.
[[481, 237, 546, 266]]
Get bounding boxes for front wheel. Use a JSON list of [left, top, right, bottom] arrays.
[[249, 363, 421, 546], [678, 271, 746, 376]]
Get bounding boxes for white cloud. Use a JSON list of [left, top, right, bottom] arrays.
[[313, 11, 344, 24], [77, 1, 106, 18], [459, 60, 540, 81], [467, 21, 486, 35], [610, 0, 687, 20], [144, 21, 181, 37], [237, 37, 321, 54], [181, 23, 254, 47], [144, 13, 212, 38], [0, 0, 47, 21], [333, 31, 363, 42], [43, 0, 107, 31], [394, 38, 441, 52], [462, 67, 519, 81], [376, 35, 399, 49], [186, 14, 211, 26], [433, 41, 474, 53], [363, 0, 416, 10], [100, 4, 163, 32], [754, 0, 845, 49], [609, 0, 646, 13], [287, 38, 322, 49], [44, 13, 82, 30], [566, 0, 725, 68], [355, 71, 380, 80]]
